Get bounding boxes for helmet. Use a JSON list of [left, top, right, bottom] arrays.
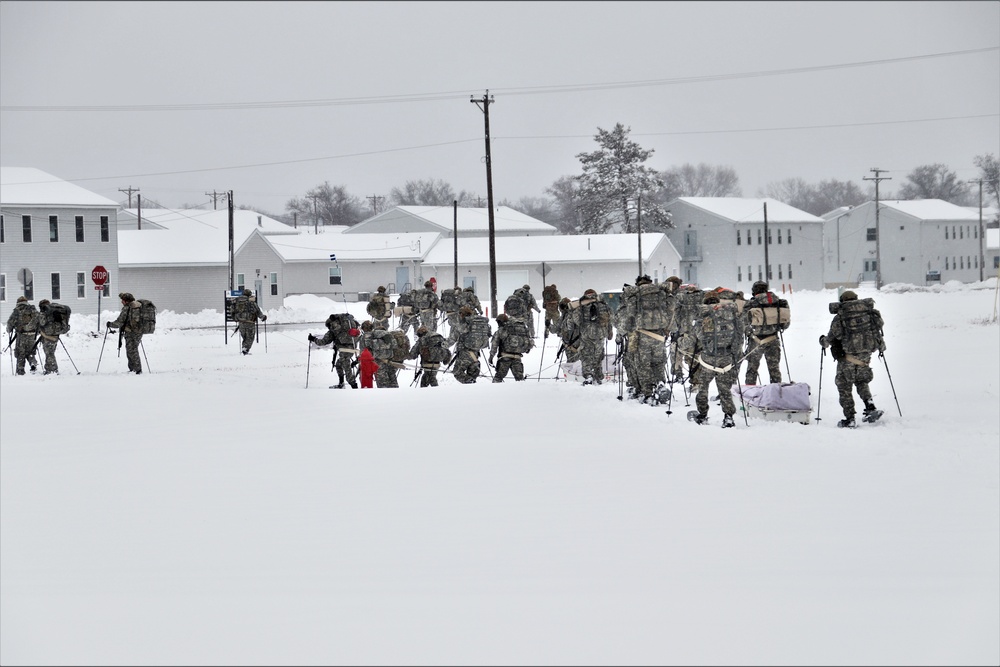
[[424, 281, 433, 288], [667, 276, 682, 285], [496, 313, 509, 323], [584, 289, 597, 297], [377, 286, 386, 293], [522, 284, 531, 291], [360, 320, 373, 331], [16, 296, 27, 303], [459, 306, 473, 317], [840, 290, 858, 302], [119, 292, 134, 302], [636, 275, 652, 286], [39, 299, 51, 308], [243, 288, 253, 297], [464, 286, 474, 292], [752, 281, 768, 296], [416, 326, 428, 336], [703, 292, 720, 304]]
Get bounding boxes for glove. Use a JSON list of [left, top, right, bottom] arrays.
[[308, 334, 316, 343], [819, 335, 828, 348], [545, 318, 552, 329], [615, 334, 623, 345], [878, 340, 886, 353], [489, 356, 495, 365], [107, 323, 115, 331], [262, 315, 267, 322]]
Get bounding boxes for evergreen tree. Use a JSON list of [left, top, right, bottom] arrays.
[[574, 123, 671, 234]]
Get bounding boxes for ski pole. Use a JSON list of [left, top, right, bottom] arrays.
[[305, 341, 312, 388], [6, 333, 13, 374], [58, 337, 80, 375], [815, 344, 825, 422], [264, 319, 268, 353], [879, 350, 902, 416], [3, 332, 15, 354], [96, 327, 110, 372], [139, 339, 152, 373], [778, 329, 792, 382], [536, 328, 548, 382], [616, 340, 624, 400], [734, 370, 749, 427]]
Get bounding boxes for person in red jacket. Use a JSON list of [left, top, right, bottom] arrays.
[[358, 347, 379, 389]]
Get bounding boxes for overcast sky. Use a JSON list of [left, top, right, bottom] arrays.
[[1, 1, 997, 215]]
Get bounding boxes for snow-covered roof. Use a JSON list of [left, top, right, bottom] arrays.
[[118, 209, 298, 265], [264, 231, 440, 262], [879, 200, 981, 221], [0, 166, 119, 208], [676, 197, 824, 223], [423, 233, 676, 265], [349, 205, 557, 234]]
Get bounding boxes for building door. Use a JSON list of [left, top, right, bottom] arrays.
[[395, 266, 410, 294], [862, 259, 877, 282]]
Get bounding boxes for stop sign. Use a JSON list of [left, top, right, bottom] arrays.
[[92, 265, 108, 286]]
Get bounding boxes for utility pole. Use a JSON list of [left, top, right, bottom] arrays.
[[763, 201, 769, 282], [119, 186, 139, 208], [863, 168, 891, 290], [453, 200, 459, 289], [136, 194, 142, 230], [205, 190, 226, 210], [636, 195, 643, 277], [228, 191, 235, 291], [366, 194, 384, 216], [970, 178, 985, 282], [306, 195, 320, 235], [471, 90, 498, 317]]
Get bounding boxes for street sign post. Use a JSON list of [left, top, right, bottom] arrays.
[[92, 265, 108, 330]]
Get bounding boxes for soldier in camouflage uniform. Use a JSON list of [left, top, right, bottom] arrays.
[[440, 285, 462, 345], [690, 291, 744, 428], [514, 284, 541, 339], [820, 290, 884, 428], [407, 326, 451, 388], [488, 313, 531, 382], [107, 292, 145, 374], [33, 299, 71, 374], [574, 289, 613, 385], [5, 296, 39, 375], [542, 284, 561, 330], [614, 283, 639, 398], [366, 286, 392, 330], [397, 289, 421, 337], [743, 281, 788, 385], [450, 307, 482, 384], [460, 286, 483, 316], [553, 297, 581, 364], [622, 275, 673, 403], [671, 283, 703, 385], [308, 313, 360, 389], [234, 288, 267, 355], [413, 281, 442, 333]]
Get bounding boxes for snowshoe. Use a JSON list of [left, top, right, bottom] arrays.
[[687, 410, 708, 425], [862, 407, 884, 424], [722, 414, 735, 428], [837, 417, 857, 429]]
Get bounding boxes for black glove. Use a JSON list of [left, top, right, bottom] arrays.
[[262, 315, 267, 322], [819, 335, 828, 348], [308, 334, 316, 343], [488, 355, 495, 365]]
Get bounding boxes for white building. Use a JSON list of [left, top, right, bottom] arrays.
[[1, 167, 121, 321], [346, 205, 558, 237], [664, 197, 825, 292], [823, 200, 986, 286]]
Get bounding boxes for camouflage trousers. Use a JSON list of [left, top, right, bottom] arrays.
[[375, 361, 399, 388], [834, 356, 874, 418], [452, 349, 481, 384], [417, 363, 440, 387], [12, 333, 38, 374], [444, 312, 460, 344], [579, 336, 607, 384], [238, 321, 258, 353], [399, 314, 421, 336], [693, 353, 738, 417], [372, 316, 390, 330], [671, 333, 696, 381], [744, 336, 782, 385], [123, 332, 143, 373], [618, 334, 637, 390], [39, 335, 59, 373], [419, 309, 438, 333], [493, 353, 524, 382], [632, 331, 667, 397], [560, 336, 581, 364], [335, 349, 357, 387]]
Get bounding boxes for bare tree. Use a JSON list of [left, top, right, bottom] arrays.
[[544, 175, 583, 235], [898, 164, 972, 205], [574, 123, 671, 234], [501, 196, 557, 224], [760, 178, 868, 216], [388, 178, 477, 207], [286, 182, 366, 227], [658, 163, 742, 203]]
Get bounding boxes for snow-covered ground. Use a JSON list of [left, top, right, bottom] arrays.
[[2, 281, 998, 666]]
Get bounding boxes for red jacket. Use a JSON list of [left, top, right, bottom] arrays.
[[359, 348, 379, 388]]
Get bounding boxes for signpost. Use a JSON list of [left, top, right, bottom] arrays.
[[92, 265, 108, 330]]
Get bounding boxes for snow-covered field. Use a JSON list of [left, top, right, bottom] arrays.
[[2, 282, 998, 666]]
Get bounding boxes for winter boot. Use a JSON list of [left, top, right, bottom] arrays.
[[722, 414, 735, 428], [837, 416, 856, 429], [687, 411, 709, 425], [863, 403, 884, 423]]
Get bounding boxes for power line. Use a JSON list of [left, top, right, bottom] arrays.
[[3, 47, 995, 112]]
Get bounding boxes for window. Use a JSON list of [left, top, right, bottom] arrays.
[[49, 216, 59, 242], [757, 229, 762, 244], [777, 228, 782, 244], [866, 228, 877, 242], [102, 284, 110, 297], [100, 216, 109, 242], [767, 229, 772, 245], [960, 227, 964, 239], [737, 266, 742, 281], [757, 265, 762, 281], [995, 256, 999, 270], [974, 256, 978, 268], [51, 273, 60, 300], [76, 216, 84, 242], [22, 215, 31, 242], [787, 229, 791, 244], [778, 265, 783, 279], [945, 227, 949, 239], [77, 272, 86, 298], [1, 215, 4, 243], [767, 264, 772, 280], [900, 225, 905, 230], [0, 274, 5, 302], [901, 257, 905, 262], [788, 264, 792, 279], [270, 272, 278, 296], [736, 230, 741, 245], [747, 266, 752, 282], [960, 257, 964, 269], [747, 229, 752, 245], [236, 273, 245, 292], [329, 267, 342, 285], [946, 257, 950, 270], [24, 279, 33, 300]]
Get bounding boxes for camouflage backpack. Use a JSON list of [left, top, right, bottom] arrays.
[[234, 296, 253, 321], [367, 294, 390, 319], [47, 303, 72, 335], [326, 313, 359, 346], [422, 332, 452, 364], [368, 329, 396, 361], [137, 299, 157, 334], [504, 294, 527, 319], [390, 330, 410, 364], [635, 283, 670, 330], [504, 319, 533, 354], [440, 288, 460, 313], [836, 298, 884, 355], [15, 304, 38, 330], [697, 301, 742, 357], [746, 293, 790, 336], [460, 315, 492, 350]]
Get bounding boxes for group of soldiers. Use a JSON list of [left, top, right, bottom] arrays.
[[318, 275, 884, 430], [4, 296, 72, 375]]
